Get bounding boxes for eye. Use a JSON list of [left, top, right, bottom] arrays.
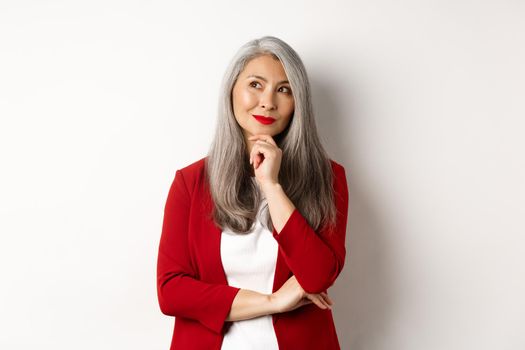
[[249, 81, 261, 88], [279, 86, 292, 94]]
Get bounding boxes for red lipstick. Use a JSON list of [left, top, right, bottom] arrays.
[[253, 114, 276, 125]]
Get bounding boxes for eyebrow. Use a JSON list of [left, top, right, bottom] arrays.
[[246, 74, 289, 85]]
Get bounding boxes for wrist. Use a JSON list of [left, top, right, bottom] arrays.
[[267, 293, 282, 314], [227, 289, 280, 321], [260, 181, 281, 194]]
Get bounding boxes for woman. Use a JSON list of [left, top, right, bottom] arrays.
[[157, 36, 349, 350]]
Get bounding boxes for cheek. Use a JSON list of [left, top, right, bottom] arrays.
[[239, 89, 257, 107], [233, 89, 257, 122], [281, 99, 295, 118], [233, 87, 256, 108]]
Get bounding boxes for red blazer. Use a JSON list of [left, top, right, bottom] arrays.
[[157, 156, 349, 349]]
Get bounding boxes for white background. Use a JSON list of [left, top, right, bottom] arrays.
[[1, 1, 524, 349]]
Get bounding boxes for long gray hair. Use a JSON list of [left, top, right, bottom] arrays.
[[206, 35, 337, 235]]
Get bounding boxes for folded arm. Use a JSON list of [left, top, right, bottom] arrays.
[[267, 164, 349, 294]]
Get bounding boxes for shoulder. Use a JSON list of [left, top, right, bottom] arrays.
[[328, 159, 349, 200], [329, 158, 346, 177], [174, 156, 208, 194], [178, 156, 207, 175]]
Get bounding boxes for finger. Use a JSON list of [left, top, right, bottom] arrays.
[[248, 134, 275, 143], [307, 295, 327, 310], [323, 295, 334, 307], [315, 294, 332, 309], [293, 298, 312, 311], [250, 147, 261, 167], [252, 142, 270, 155], [321, 292, 334, 305], [318, 295, 332, 309], [252, 153, 262, 169], [255, 153, 263, 169], [255, 140, 271, 150], [300, 298, 313, 306], [250, 144, 266, 164], [248, 134, 277, 147], [310, 297, 325, 309]]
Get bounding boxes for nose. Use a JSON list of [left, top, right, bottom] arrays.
[[259, 89, 276, 110]]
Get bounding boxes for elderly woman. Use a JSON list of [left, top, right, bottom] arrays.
[[157, 35, 349, 350]]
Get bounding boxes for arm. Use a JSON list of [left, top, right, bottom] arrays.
[[259, 183, 296, 234], [157, 170, 241, 334], [226, 289, 276, 321], [262, 164, 349, 294]]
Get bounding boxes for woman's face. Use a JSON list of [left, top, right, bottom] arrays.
[[232, 54, 295, 144]]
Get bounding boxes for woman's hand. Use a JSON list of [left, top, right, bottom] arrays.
[[248, 134, 282, 187], [269, 275, 334, 314]]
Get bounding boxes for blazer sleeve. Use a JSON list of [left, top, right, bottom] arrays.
[[271, 163, 349, 294], [157, 169, 241, 335]]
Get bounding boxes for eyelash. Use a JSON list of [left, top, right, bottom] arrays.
[[249, 81, 292, 94]]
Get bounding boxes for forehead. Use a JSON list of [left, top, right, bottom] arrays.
[[241, 55, 288, 80]]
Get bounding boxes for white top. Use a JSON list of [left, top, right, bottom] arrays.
[[220, 178, 279, 350]]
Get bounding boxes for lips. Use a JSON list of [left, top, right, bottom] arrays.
[[252, 114, 276, 125]]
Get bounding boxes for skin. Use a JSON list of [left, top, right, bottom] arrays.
[[232, 54, 295, 166], [226, 54, 334, 321]]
